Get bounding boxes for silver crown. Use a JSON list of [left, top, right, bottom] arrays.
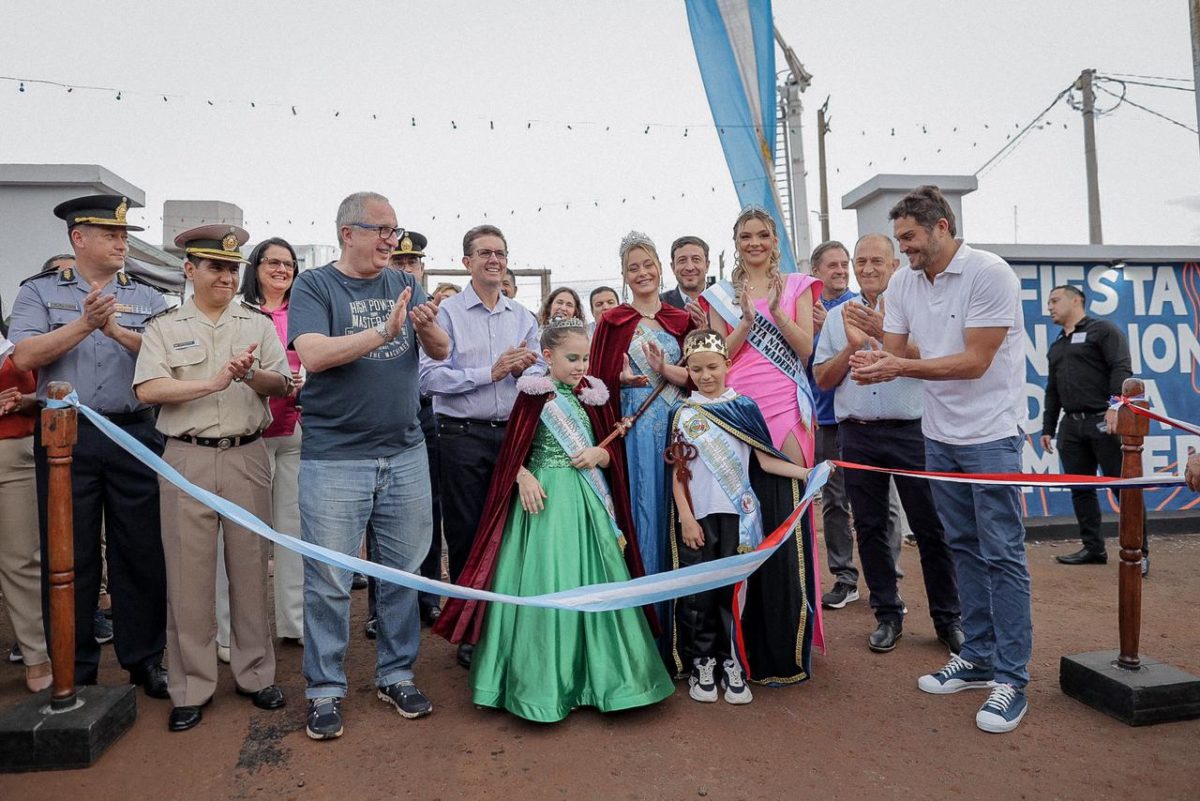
[[739, 203, 769, 216], [619, 230, 655, 259], [546, 316, 586, 330]]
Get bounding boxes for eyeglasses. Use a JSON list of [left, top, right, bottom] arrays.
[[261, 257, 296, 270], [348, 223, 405, 241], [473, 248, 508, 261]]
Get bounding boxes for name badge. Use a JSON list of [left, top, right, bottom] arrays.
[[48, 302, 79, 311], [1071, 332, 1087, 344], [114, 303, 152, 317], [172, 340, 199, 350]]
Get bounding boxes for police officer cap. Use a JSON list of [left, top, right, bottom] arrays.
[[392, 230, 427, 258], [53, 194, 145, 232], [175, 224, 251, 264]]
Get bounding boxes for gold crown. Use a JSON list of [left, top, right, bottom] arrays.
[[684, 332, 728, 360]]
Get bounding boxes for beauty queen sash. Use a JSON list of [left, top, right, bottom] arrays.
[[540, 393, 626, 548], [702, 280, 815, 428], [629, 323, 683, 407], [677, 402, 764, 552]]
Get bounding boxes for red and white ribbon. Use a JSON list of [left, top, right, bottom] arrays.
[[831, 460, 1184, 490]]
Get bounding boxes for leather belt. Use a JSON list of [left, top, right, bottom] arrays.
[[1065, 410, 1107, 420], [843, 417, 920, 428], [437, 414, 507, 429], [172, 432, 262, 450], [78, 407, 156, 426]]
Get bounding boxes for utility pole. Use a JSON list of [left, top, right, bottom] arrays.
[[816, 97, 831, 243], [1077, 68, 1104, 244], [1191, 0, 1200, 163], [775, 27, 814, 266]]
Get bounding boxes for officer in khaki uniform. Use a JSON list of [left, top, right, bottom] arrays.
[[133, 224, 292, 732]]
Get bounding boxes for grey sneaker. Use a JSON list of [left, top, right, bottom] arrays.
[[378, 680, 432, 719], [93, 609, 114, 644], [918, 654, 997, 695], [976, 683, 1028, 733], [821, 581, 859, 609], [688, 657, 718, 703], [720, 659, 753, 705], [306, 697, 344, 740]]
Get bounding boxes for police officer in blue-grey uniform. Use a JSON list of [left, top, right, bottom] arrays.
[[8, 194, 170, 696]]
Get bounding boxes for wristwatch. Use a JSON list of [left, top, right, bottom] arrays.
[[235, 367, 257, 383], [374, 321, 395, 344]]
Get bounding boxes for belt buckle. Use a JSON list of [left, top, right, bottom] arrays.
[[217, 437, 232, 450]]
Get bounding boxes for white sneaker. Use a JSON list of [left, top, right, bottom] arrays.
[[216, 643, 231, 664], [720, 659, 753, 705], [688, 657, 718, 703], [976, 683, 1028, 733]]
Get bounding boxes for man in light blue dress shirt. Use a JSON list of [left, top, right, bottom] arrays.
[[418, 224, 544, 667], [813, 233, 961, 657]]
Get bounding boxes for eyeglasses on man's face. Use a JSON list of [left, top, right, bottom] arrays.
[[348, 223, 405, 241], [473, 248, 508, 261]]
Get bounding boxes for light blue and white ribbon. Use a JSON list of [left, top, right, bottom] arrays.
[[46, 393, 831, 613]]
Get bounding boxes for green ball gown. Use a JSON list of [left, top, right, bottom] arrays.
[[469, 382, 675, 723]]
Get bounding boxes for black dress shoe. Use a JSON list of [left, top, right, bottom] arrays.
[[421, 606, 442, 627], [936, 626, 966, 656], [1056, 547, 1108, 565], [131, 662, 170, 699], [236, 685, 286, 710], [867, 620, 902, 653], [168, 704, 203, 732], [456, 642, 473, 669]]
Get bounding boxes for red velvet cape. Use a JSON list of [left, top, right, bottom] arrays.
[[432, 376, 647, 645]]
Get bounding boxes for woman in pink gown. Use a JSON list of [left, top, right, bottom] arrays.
[[700, 205, 826, 660]]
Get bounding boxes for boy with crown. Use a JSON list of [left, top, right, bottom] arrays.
[[670, 328, 818, 703]]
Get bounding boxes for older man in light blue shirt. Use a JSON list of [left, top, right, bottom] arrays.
[[418, 224, 543, 667], [813, 233, 961, 657]]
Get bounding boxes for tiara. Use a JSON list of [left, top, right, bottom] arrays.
[[684, 331, 729, 360], [546, 316, 586, 330], [619, 230, 655, 259], [739, 203, 769, 217]]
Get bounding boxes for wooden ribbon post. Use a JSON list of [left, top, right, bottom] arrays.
[[1113, 377, 1148, 671], [43, 381, 78, 709]]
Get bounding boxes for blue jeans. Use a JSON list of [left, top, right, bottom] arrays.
[[924, 435, 1032, 688], [299, 445, 432, 699]]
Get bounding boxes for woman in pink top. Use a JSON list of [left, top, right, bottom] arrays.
[[239, 238, 305, 643], [703, 207, 822, 466], [700, 207, 826, 658]]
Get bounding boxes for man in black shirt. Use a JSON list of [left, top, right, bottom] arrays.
[[1040, 285, 1147, 572]]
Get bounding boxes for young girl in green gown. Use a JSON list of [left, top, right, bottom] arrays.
[[458, 319, 674, 722]]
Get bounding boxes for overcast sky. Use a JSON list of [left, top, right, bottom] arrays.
[[1, 1, 1196, 304]]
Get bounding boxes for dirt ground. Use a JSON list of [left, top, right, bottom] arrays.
[[2, 534, 1198, 801]]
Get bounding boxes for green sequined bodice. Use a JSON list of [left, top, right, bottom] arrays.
[[526, 383, 596, 470]]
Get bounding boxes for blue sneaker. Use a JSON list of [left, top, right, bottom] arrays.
[[917, 655, 996, 694], [976, 683, 1028, 733], [94, 609, 114, 645]]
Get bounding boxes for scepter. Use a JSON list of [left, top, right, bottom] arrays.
[[596, 347, 687, 449]]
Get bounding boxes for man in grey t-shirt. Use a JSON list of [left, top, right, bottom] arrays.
[[288, 191, 448, 741]]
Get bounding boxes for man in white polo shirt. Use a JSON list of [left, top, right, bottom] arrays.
[[850, 185, 1031, 734]]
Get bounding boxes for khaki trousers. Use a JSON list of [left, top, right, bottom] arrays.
[[159, 438, 275, 706], [0, 436, 49, 666]]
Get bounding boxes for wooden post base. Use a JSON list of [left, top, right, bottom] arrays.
[[0, 684, 136, 772], [1060, 650, 1200, 726]]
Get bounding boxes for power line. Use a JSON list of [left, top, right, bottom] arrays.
[[975, 85, 1073, 176], [1104, 71, 1193, 83], [1094, 83, 1199, 134], [1097, 75, 1195, 93]]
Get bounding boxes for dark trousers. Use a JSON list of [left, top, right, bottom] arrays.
[[675, 513, 739, 665], [35, 417, 167, 684], [839, 419, 961, 630], [368, 402, 443, 619], [437, 416, 506, 582], [1057, 414, 1149, 555]]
